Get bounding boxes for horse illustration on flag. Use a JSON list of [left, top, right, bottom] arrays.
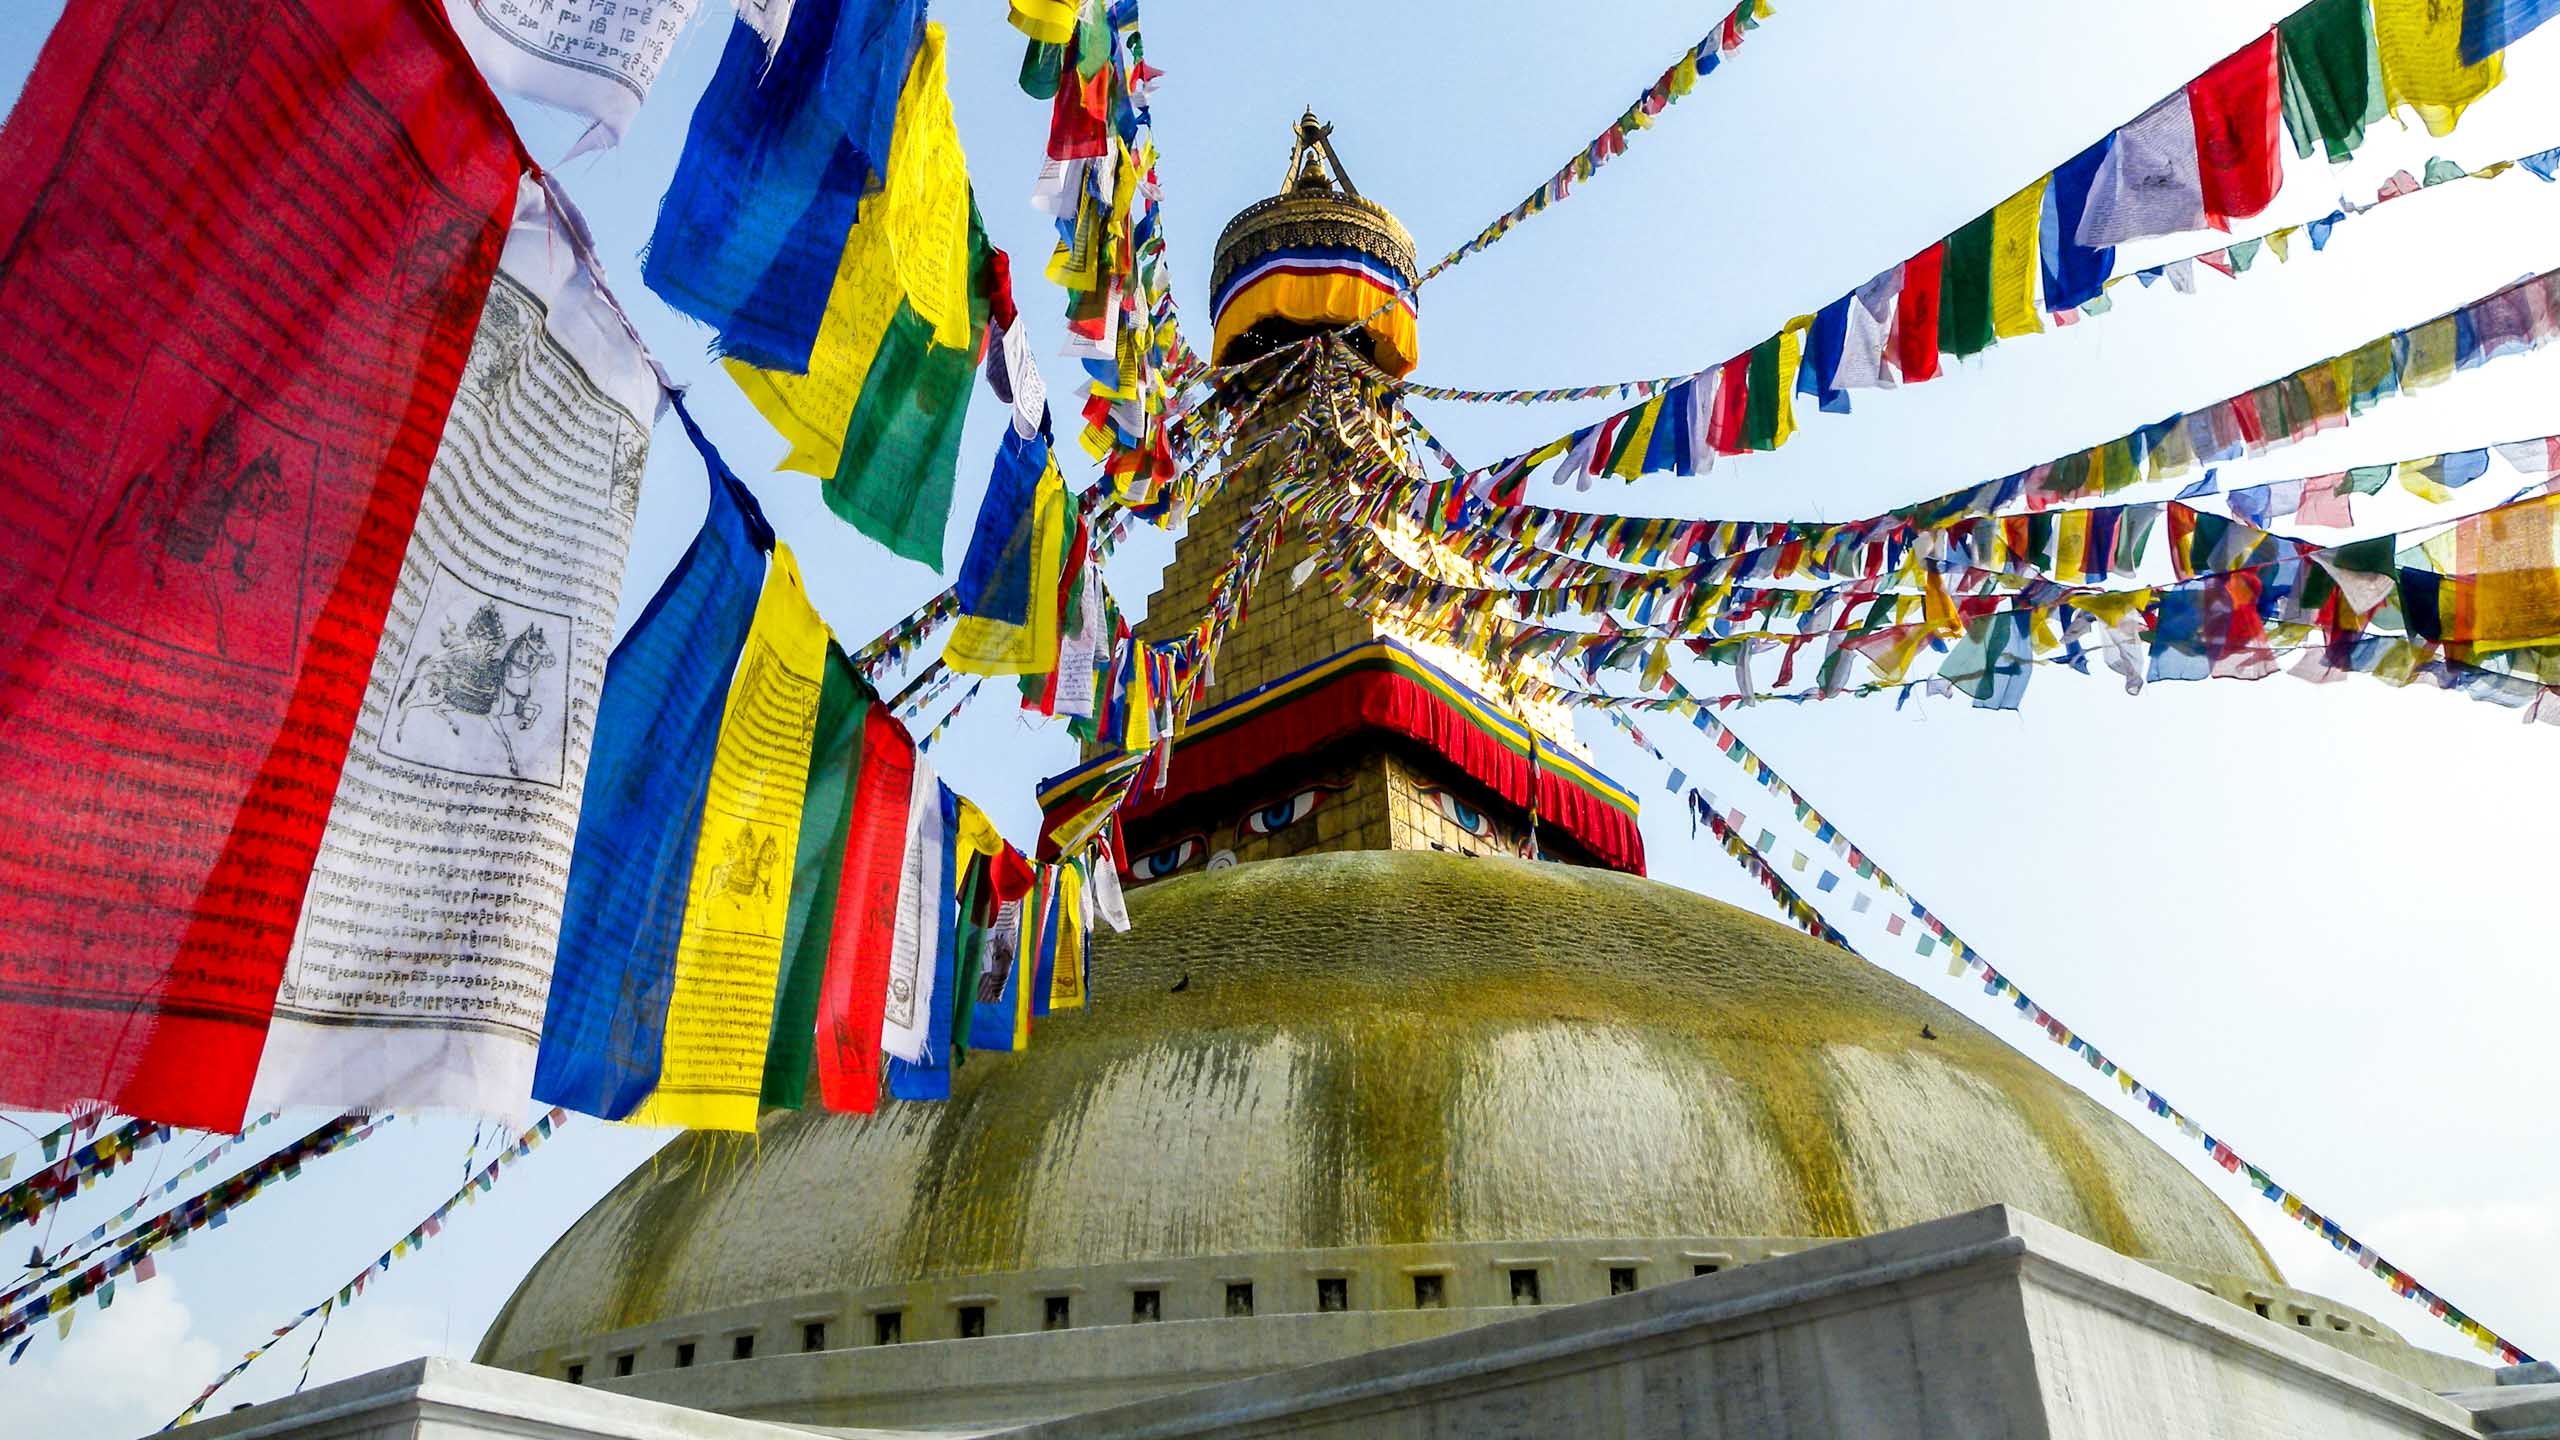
[[392, 599, 560, 780], [84, 410, 293, 660], [699, 822, 781, 929]]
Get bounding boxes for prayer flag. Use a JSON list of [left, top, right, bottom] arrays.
[[1706, 353, 1753, 453], [2444, 493, 2560, 650], [949, 438, 1071, 674], [250, 181, 661, 1118], [2189, 32, 2283, 227], [2281, 0, 2386, 163], [0, 0, 517, 1128], [879, 770, 950, 1065], [1988, 177, 2047, 340], [534, 415, 774, 1123], [1834, 268, 1903, 389], [2042, 138, 2117, 314], [1009, 0, 1077, 44], [2077, 93, 2206, 246], [815, 704, 918, 1113], [967, 900, 1029, 1053], [1939, 206, 1999, 359], [2462, 0, 2560, 63], [1804, 297, 1854, 413], [886, 786, 963, 1098], [2375, 0, 2505, 136], [760, 644, 873, 1111], [1894, 243, 1947, 382], [1740, 330, 1799, 450]]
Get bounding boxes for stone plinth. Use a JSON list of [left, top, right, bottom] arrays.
[[1003, 1205, 2501, 1440]]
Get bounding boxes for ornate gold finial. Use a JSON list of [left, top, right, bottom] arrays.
[[1211, 112, 1414, 306], [1282, 106, 1357, 197]]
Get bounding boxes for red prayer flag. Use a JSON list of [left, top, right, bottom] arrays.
[[1048, 62, 1111, 161], [1893, 243, 1946, 383], [0, 0, 519, 1128], [815, 707, 920, 1114], [1704, 354, 1752, 455], [2188, 32, 2282, 228]]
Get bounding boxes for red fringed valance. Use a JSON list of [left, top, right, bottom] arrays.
[[1044, 644, 1645, 875]]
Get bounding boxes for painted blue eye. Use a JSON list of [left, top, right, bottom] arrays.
[[1425, 789, 1492, 838], [1138, 838, 1201, 879], [1243, 789, 1327, 836]]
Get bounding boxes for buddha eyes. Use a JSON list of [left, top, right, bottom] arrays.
[[1134, 836, 1203, 880], [1240, 787, 1331, 837], [1421, 787, 1492, 838]]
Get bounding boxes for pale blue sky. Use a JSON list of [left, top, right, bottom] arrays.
[[5, 3, 2559, 1431]]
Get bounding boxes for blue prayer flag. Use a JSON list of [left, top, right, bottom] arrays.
[[954, 428, 1051, 628], [2462, 0, 2560, 63], [2042, 135, 2116, 313]]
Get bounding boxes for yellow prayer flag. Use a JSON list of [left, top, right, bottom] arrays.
[[2398, 459, 2455, 504], [1989, 176, 2048, 340], [2052, 507, 2089, 579], [726, 24, 972, 479], [1048, 865, 1086, 1011], [2374, 0, 2503, 137], [2402, 315, 2459, 392], [1921, 566, 1962, 638], [1770, 318, 1807, 449], [631, 546, 829, 1132], [2454, 493, 2560, 652], [2266, 227, 2294, 262], [1008, 0, 1076, 43]]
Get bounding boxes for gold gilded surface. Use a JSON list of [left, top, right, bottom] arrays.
[[478, 852, 2278, 1361], [1209, 194, 1419, 298]]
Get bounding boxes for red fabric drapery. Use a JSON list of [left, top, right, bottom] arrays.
[[1049, 667, 1646, 874]]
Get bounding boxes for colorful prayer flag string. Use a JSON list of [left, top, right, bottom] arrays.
[[1384, 140, 2560, 410], [1, 1117, 175, 1236], [1613, 696, 2538, 1366], [15, 1114, 280, 1288], [160, 1109, 566, 1429], [0, 1113, 388, 1356]]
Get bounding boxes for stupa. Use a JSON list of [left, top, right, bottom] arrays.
[[463, 116, 2491, 1434]]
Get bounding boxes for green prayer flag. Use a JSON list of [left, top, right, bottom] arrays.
[[1018, 38, 1065, 99], [2343, 463, 2394, 495], [825, 211, 993, 567], [761, 644, 873, 1110], [2279, 0, 2383, 164], [2228, 237, 2264, 272], [948, 860, 990, 1057], [1741, 334, 1784, 451], [825, 301, 976, 564], [1938, 206, 1998, 359]]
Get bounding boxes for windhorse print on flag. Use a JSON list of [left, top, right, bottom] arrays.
[[0, 0, 519, 1130], [249, 178, 663, 1119]]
